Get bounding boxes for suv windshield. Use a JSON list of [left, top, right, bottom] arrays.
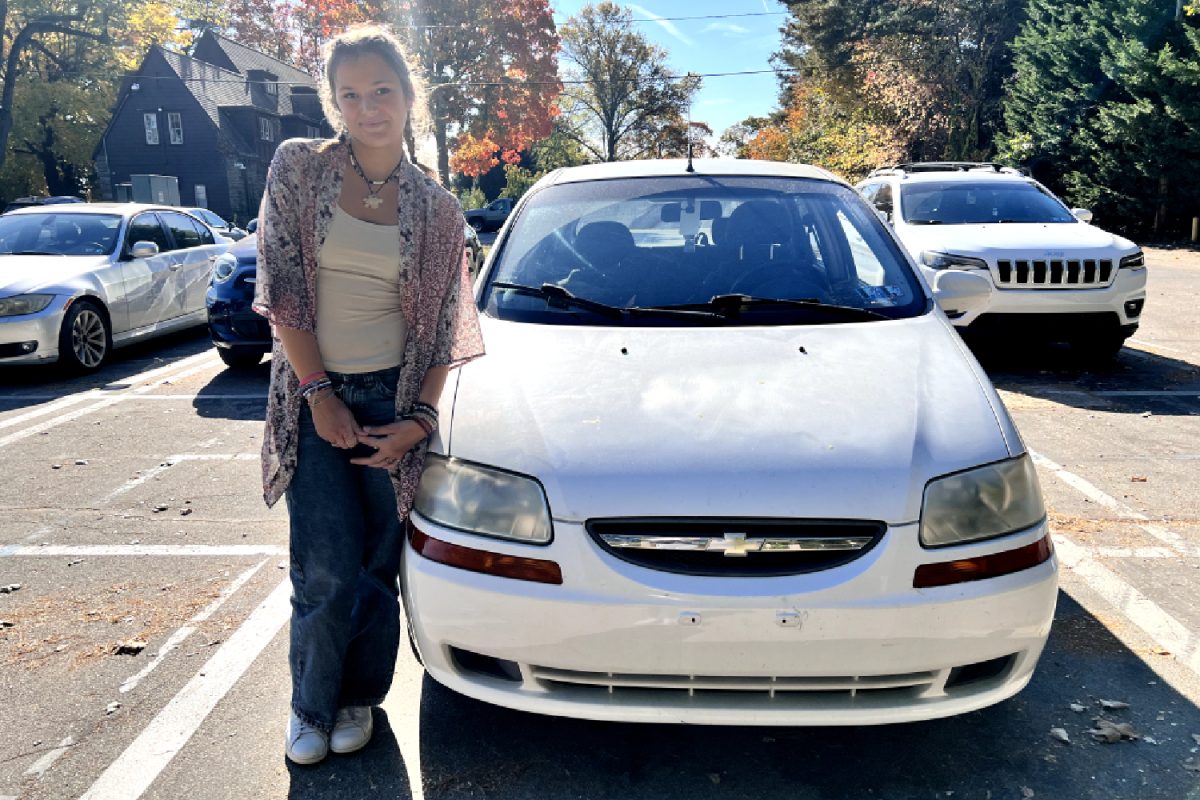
[[0, 213, 123, 255], [900, 180, 1077, 225], [484, 176, 926, 326]]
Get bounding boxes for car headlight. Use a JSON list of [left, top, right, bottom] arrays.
[[0, 293, 54, 317], [210, 253, 238, 284], [1119, 251, 1144, 269], [920, 455, 1046, 548], [920, 251, 989, 270], [414, 454, 552, 544]]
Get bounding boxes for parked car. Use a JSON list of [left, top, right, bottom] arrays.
[[464, 196, 513, 232], [404, 158, 1057, 726], [0, 204, 226, 370], [3, 196, 84, 214], [205, 226, 484, 369], [856, 163, 1146, 359], [185, 207, 247, 241]]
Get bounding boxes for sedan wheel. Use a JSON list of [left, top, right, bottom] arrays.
[[58, 301, 110, 371]]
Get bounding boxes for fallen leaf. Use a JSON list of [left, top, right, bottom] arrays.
[[1050, 727, 1070, 744], [1151, 647, 1171, 656], [0, 619, 14, 628], [1100, 699, 1130, 710], [0, 583, 21, 594], [180, 508, 193, 516], [1184, 758, 1200, 773], [153, 504, 169, 512], [1090, 718, 1138, 743], [67, 559, 83, 567], [1070, 703, 1086, 713], [1131, 476, 1148, 482], [75, 459, 88, 466], [1021, 788, 1035, 799], [105, 701, 121, 715], [707, 773, 721, 785], [1192, 733, 1200, 745], [113, 640, 147, 656]]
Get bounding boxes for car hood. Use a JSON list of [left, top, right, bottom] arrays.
[[446, 314, 1018, 524], [0, 254, 111, 295], [896, 222, 1136, 260]]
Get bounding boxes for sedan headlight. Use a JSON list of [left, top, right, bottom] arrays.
[[210, 253, 238, 284], [414, 455, 552, 544], [0, 293, 54, 317], [1119, 251, 1144, 269], [920, 455, 1045, 547], [920, 251, 989, 271]]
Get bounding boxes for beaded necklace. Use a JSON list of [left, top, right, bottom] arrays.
[[347, 143, 406, 210]]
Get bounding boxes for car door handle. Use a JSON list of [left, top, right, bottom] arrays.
[[169, 262, 182, 271]]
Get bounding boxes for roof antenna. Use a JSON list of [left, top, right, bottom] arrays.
[[685, 93, 695, 173]]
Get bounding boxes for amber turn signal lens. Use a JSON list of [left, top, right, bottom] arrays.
[[914, 535, 1053, 589], [409, 524, 563, 585]]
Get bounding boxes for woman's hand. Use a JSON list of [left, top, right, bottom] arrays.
[[351, 420, 429, 469], [311, 393, 365, 449]]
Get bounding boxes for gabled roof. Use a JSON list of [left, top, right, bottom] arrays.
[[195, 30, 313, 87], [156, 47, 321, 122]]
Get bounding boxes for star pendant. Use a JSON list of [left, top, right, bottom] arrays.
[[363, 195, 383, 210]]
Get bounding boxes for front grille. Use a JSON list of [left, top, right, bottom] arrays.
[[587, 518, 885, 576], [994, 258, 1113, 288], [532, 666, 937, 701]]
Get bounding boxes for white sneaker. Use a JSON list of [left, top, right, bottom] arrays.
[[286, 710, 329, 765], [330, 706, 373, 754]]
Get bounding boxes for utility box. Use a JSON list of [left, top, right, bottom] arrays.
[[130, 174, 180, 205]]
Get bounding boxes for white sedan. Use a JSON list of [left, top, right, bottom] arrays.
[[405, 159, 1057, 726], [0, 204, 225, 370]]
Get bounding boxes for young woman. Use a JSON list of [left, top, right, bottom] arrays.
[[252, 25, 484, 765]]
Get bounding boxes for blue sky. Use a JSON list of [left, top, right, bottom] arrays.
[[549, 0, 789, 139]]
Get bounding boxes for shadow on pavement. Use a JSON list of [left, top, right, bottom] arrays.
[[411, 591, 1200, 800], [0, 328, 212, 412], [975, 339, 1200, 418], [286, 708, 413, 799], [192, 359, 271, 421]]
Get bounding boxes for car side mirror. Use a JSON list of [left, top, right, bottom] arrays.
[[932, 269, 991, 322], [130, 241, 159, 258], [875, 208, 892, 225], [1071, 208, 1093, 223], [246, 219, 258, 234]]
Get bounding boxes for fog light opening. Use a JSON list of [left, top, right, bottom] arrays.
[[944, 655, 1015, 691], [449, 646, 522, 682], [1124, 299, 1144, 318]]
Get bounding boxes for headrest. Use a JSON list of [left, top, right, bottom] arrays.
[[573, 221, 635, 265], [725, 201, 790, 250]]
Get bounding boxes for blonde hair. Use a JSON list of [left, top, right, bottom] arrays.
[[319, 24, 431, 172]]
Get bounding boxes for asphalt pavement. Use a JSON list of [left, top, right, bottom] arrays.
[[1, 247, 1198, 800]]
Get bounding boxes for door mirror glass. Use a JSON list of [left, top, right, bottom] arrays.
[[1071, 208, 1093, 223], [130, 240, 159, 258]]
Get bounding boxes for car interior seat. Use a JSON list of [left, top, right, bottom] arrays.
[[560, 221, 638, 304]]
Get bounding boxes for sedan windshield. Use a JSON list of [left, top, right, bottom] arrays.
[[900, 181, 1077, 225], [484, 176, 926, 326], [0, 213, 122, 256]]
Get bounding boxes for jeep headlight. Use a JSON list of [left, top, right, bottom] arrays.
[[920, 455, 1045, 547], [920, 251, 989, 270], [210, 253, 238, 284], [1119, 251, 1144, 269], [0, 293, 54, 317], [414, 455, 552, 544]]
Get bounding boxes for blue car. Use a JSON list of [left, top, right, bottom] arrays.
[[205, 234, 270, 369]]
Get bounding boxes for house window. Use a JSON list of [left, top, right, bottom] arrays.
[[265, 80, 278, 96], [144, 113, 159, 145], [168, 112, 183, 145], [259, 116, 274, 142], [306, 125, 320, 139], [195, 184, 207, 208]]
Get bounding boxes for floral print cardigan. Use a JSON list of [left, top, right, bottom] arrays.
[[252, 137, 484, 517]]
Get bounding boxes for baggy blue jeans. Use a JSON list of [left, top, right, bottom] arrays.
[[285, 366, 403, 732]]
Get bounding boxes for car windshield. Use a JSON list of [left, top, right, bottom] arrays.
[[0, 213, 122, 255], [900, 180, 1077, 225], [484, 176, 926, 326]]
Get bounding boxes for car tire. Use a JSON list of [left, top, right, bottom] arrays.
[[1072, 328, 1128, 363], [217, 347, 265, 369], [58, 299, 111, 372]]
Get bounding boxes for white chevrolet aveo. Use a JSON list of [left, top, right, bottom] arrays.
[[404, 159, 1057, 726]]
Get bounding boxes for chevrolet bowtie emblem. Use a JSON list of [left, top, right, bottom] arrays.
[[711, 532, 762, 557]]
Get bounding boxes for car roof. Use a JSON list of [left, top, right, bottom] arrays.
[[865, 171, 1033, 186], [4, 203, 196, 217], [540, 159, 844, 187]]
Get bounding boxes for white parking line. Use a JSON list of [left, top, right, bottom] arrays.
[[0, 545, 286, 557], [0, 354, 220, 451], [103, 453, 258, 503], [0, 393, 101, 429], [120, 559, 268, 694], [78, 577, 291, 800]]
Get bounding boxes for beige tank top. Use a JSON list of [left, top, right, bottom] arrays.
[[316, 207, 407, 373]]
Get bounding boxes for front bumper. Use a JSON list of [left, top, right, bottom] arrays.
[[205, 278, 270, 350], [952, 266, 1146, 329], [404, 514, 1058, 726], [0, 297, 68, 364]]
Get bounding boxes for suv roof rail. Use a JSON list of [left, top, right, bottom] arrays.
[[867, 162, 1026, 179]]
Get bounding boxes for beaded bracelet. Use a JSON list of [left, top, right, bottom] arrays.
[[307, 386, 335, 408], [404, 414, 435, 437], [299, 370, 328, 387], [300, 377, 333, 401]]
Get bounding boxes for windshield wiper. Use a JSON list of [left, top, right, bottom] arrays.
[[3, 250, 65, 256], [491, 281, 724, 323], [654, 294, 892, 322]]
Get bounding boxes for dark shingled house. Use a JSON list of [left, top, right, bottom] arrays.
[[94, 30, 331, 225]]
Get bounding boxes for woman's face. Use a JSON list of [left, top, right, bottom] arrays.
[[333, 52, 411, 151]]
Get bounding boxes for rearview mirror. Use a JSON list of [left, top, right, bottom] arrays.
[[932, 270, 991, 323], [130, 241, 159, 258]]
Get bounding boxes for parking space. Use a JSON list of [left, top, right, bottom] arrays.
[[1, 247, 1198, 799]]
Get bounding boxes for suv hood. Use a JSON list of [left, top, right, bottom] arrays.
[[446, 314, 1017, 524], [0, 254, 111, 295], [896, 222, 1136, 261]]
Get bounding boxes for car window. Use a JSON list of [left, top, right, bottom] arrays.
[[875, 183, 893, 212], [160, 211, 203, 249], [859, 183, 879, 203], [127, 213, 171, 253], [188, 215, 216, 245], [485, 175, 925, 326], [197, 209, 226, 228], [0, 213, 122, 255], [900, 180, 1076, 224]]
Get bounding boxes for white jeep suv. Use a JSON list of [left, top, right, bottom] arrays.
[[857, 163, 1146, 359]]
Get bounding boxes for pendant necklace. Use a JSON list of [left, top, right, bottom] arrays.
[[348, 144, 405, 210]]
